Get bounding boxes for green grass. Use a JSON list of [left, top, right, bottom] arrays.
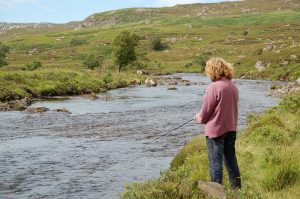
[[121, 91, 300, 199], [0, 0, 300, 101], [0, 69, 141, 101]]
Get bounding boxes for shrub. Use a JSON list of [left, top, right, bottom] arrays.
[[194, 54, 209, 73], [83, 54, 103, 70], [69, 38, 86, 46], [102, 72, 113, 88], [149, 36, 166, 51], [26, 61, 42, 71], [0, 42, 9, 67], [254, 48, 263, 55], [184, 63, 193, 71]]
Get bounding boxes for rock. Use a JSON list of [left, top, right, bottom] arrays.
[[296, 77, 300, 86], [198, 180, 225, 199], [145, 78, 157, 87], [290, 54, 298, 60], [7, 97, 31, 111], [167, 87, 178, 90], [27, 107, 49, 113], [55, 108, 71, 114], [255, 61, 265, 71], [137, 70, 149, 75], [0, 97, 31, 111], [0, 103, 11, 111], [264, 43, 273, 51], [281, 60, 289, 65], [83, 92, 98, 100], [131, 79, 141, 85]]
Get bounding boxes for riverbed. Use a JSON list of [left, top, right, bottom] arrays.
[[0, 74, 280, 199]]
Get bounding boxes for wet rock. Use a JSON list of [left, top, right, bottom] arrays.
[[9, 97, 31, 110], [27, 107, 49, 113], [145, 78, 157, 87], [131, 79, 141, 85], [167, 87, 178, 90], [137, 70, 149, 75], [55, 108, 72, 114], [255, 61, 265, 72], [83, 92, 98, 100], [0, 103, 11, 111]]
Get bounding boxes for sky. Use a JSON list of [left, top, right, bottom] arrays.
[[0, 0, 236, 23]]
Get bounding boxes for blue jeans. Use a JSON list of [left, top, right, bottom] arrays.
[[206, 131, 241, 189]]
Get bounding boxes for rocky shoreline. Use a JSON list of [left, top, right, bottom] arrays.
[[0, 74, 205, 112], [271, 77, 300, 96]]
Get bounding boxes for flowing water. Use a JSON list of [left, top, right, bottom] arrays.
[[0, 74, 280, 199]]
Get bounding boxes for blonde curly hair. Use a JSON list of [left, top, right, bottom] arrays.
[[205, 57, 234, 81]]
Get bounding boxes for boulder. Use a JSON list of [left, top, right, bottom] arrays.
[[131, 79, 141, 85], [255, 61, 265, 72], [7, 97, 31, 111], [27, 107, 49, 113], [264, 43, 274, 51], [145, 78, 157, 87], [167, 87, 178, 90], [137, 70, 149, 75], [55, 108, 72, 114], [198, 180, 225, 199], [296, 77, 300, 86]]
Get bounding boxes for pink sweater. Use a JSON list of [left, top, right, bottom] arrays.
[[195, 77, 238, 138]]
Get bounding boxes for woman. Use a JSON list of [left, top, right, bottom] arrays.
[[194, 57, 241, 189]]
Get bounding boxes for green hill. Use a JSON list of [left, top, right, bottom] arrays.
[[0, 0, 300, 101]]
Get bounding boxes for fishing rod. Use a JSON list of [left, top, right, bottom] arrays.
[[110, 118, 195, 173], [141, 118, 194, 150]]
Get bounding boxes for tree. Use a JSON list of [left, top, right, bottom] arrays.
[[113, 31, 140, 72], [83, 54, 103, 70], [0, 42, 9, 67]]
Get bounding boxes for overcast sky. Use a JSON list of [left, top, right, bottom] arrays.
[[0, 0, 238, 23]]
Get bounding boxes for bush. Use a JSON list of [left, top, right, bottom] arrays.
[[26, 61, 42, 71], [0, 42, 9, 67], [149, 36, 167, 51], [194, 54, 209, 73], [254, 48, 263, 55], [83, 54, 103, 70], [69, 38, 86, 46], [184, 63, 193, 71]]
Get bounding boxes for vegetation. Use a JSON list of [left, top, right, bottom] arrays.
[[0, 0, 299, 101], [122, 91, 300, 199], [113, 31, 141, 72], [0, 42, 9, 67], [83, 54, 103, 70], [25, 60, 42, 71], [149, 36, 166, 51]]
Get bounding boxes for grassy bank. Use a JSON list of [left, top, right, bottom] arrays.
[[1, 0, 300, 102], [0, 69, 142, 101], [121, 91, 300, 199]]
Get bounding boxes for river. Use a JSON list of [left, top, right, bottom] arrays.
[[0, 74, 280, 199]]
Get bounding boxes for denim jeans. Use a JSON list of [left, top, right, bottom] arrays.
[[206, 131, 241, 189]]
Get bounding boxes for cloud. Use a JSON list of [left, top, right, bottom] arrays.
[[0, 0, 55, 13]]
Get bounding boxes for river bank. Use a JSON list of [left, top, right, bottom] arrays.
[[0, 73, 280, 199], [121, 89, 300, 199]]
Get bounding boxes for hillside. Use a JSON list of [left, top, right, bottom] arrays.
[[0, 0, 300, 101]]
